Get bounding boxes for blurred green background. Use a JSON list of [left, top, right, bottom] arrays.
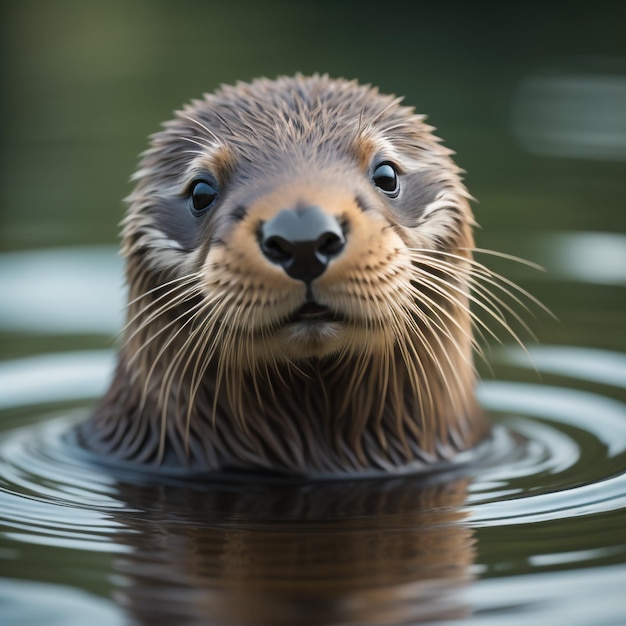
[[1, 0, 625, 363], [2, 0, 625, 249]]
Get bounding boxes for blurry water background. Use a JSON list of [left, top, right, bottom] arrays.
[[1, 2, 625, 625]]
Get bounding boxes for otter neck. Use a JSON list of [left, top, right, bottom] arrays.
[[86, 331, 483, 476]]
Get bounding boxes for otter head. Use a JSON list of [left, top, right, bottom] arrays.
[[87, 75, 488, 476]]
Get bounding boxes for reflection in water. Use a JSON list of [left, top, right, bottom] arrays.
[[512, 68, 626, 161], [533, 232, 626, 287], [460, 565, 626, 626], [0, 247, 123, 334], [106, 476, 475, 625], [0, 351, 114, 410], [478, 382, 626, 457], [500, 345, 626, 389], [0, 579, 122, 626]]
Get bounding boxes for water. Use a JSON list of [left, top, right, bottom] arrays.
[[1, 2, 625, 624]]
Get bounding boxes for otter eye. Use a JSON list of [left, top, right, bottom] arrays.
[[190, 180, 218, 214], [372, 162, 399, 196]]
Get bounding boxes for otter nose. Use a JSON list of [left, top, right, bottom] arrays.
[[260, 205, 346, 282]]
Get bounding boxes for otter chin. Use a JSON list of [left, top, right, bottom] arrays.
[[80, 74, 501, 477]]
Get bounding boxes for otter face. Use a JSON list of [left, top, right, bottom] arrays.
[[123, 75, 475, 368], [87, 75, 502, 473]]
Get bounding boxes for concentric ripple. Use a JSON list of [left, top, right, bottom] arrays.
[[0, 347, 625, 624], [0, 412, 134, 552], [472, 381, 626, 524]]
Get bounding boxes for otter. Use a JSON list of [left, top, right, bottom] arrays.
[[81, 74, 498, 477]]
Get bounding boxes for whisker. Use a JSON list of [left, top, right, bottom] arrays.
[[128, 298, 205, 371], [410, 260, 531, 355], [178, 304, 221, 451], [126, 272, 201, 308], [410, 247, 555, 318], [404, 275, 482, 359], [460, 246, 546, 271], [154, 296, 229, 461], [159, 292, 231, 409], [412, 254, 539, 342], [121, 275, 200, 339], [408, 262, 505, 348], [136, 300, 208, 411], [407, 246, 552, 340], [213, 295, 250, 434], [184, 294, 239, 445], [404, 291, 475, 405], [178, 113, 222, 144], [385, 298, 434, 436], [397, 289, 472, 422], [180, 135, 213, 152], [123, 283, 201, 348]]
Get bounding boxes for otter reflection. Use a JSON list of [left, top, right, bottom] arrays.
[[106, 472, 476, 625]]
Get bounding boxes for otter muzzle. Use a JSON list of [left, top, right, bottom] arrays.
[[260, 205, 346, 282]]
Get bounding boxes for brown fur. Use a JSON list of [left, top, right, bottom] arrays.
[[82, 75, 493, 476]]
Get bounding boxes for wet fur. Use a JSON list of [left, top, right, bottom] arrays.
[[80, 75, 517, 476]]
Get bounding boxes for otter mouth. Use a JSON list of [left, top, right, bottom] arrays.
[[287, 302, 345, 324]]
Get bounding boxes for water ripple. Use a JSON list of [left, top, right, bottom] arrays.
[[0, 348, 625, 624]]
